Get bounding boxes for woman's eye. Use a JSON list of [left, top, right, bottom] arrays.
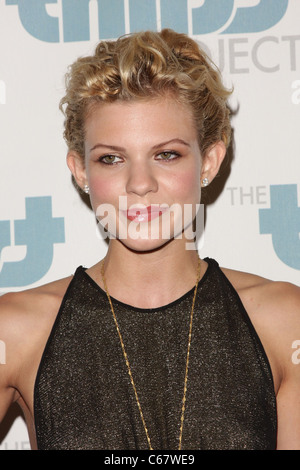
[[99, 155, 122, 165], [156, 151, 180, 161]]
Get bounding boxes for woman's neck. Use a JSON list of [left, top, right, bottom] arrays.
[[88, 239, 206, 308]]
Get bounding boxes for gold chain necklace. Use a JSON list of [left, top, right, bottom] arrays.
[[100, 256, 201, 450]]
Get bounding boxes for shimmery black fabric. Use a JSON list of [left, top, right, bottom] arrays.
[[34, 258, 277, 450]]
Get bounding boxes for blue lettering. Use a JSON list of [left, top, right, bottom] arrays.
[[6, 0, 59, 42], [223, 0, 289, 34], [97, 0, 125, 39], [129, 0, 157, 32], [62, 0, 126, 42], [6, 0, 290, 42], [62, 0, 91, 42], [0, 197, 65, 287], [192, 0, 234, 35], [259, 185, 300, 270], [160, 0, 188, 33], [0, 221, 11, 260]]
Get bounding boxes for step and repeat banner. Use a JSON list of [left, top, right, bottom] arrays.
[[0, 0, 299, 450]]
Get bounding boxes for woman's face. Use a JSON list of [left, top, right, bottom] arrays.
[[73, 97, 207, 252]]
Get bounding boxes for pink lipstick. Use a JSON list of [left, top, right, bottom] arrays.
[[125, 205, 167, 223]]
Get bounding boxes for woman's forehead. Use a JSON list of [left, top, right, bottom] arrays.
[[84, 97, 198, 148], [85, 96, 196, 131]]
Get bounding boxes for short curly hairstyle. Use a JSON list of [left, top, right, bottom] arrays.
[[60, 29, 232, 160]]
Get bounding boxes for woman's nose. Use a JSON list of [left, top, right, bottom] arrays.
[[125, 161, 158, 197]]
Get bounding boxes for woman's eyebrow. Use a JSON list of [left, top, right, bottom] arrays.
[[89, 143, 126, 152], [151, 139, 191, 150], [89, 138, 191, 153]]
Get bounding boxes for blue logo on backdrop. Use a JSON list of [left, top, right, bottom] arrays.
[[0, 197, 65, 287], [6, 0, 289, 43], [259, 185, 300, 270]]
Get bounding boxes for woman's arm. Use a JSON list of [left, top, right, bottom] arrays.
[[273, 283, 300, 449], [0, 294, 22, 423]]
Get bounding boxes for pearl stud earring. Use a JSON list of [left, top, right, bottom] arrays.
[[83, 184, 89, 194], [202, 177, 209, 187]]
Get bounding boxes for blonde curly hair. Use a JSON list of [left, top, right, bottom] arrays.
[[60, 29, 232, 160]]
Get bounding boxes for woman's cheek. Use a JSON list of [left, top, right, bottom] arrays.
[[89, 177, 120, 212], [169, 170, 201, 203]]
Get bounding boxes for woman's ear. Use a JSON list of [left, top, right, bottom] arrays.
[[200, 140, 226, 187], [66, 151, 88, 191]]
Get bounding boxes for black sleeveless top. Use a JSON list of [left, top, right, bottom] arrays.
[[34, 258, 277, 450]]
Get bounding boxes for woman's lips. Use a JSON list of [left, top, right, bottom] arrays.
[[124, 205, 168, 222]]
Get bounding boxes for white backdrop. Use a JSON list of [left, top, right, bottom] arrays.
[[0, 0, 299, 450]]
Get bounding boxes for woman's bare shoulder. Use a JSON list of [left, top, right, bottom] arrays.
[[221, 265, 272, 291], [0, 275, 74, 419], [0, 274, 73, 347], [220, 264, 300, 384], [220, 264, 300, 312]]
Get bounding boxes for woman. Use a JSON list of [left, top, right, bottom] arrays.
[[0, 29, 299, 450]]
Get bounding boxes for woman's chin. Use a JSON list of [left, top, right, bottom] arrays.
[[114, 235, 174, 254]]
